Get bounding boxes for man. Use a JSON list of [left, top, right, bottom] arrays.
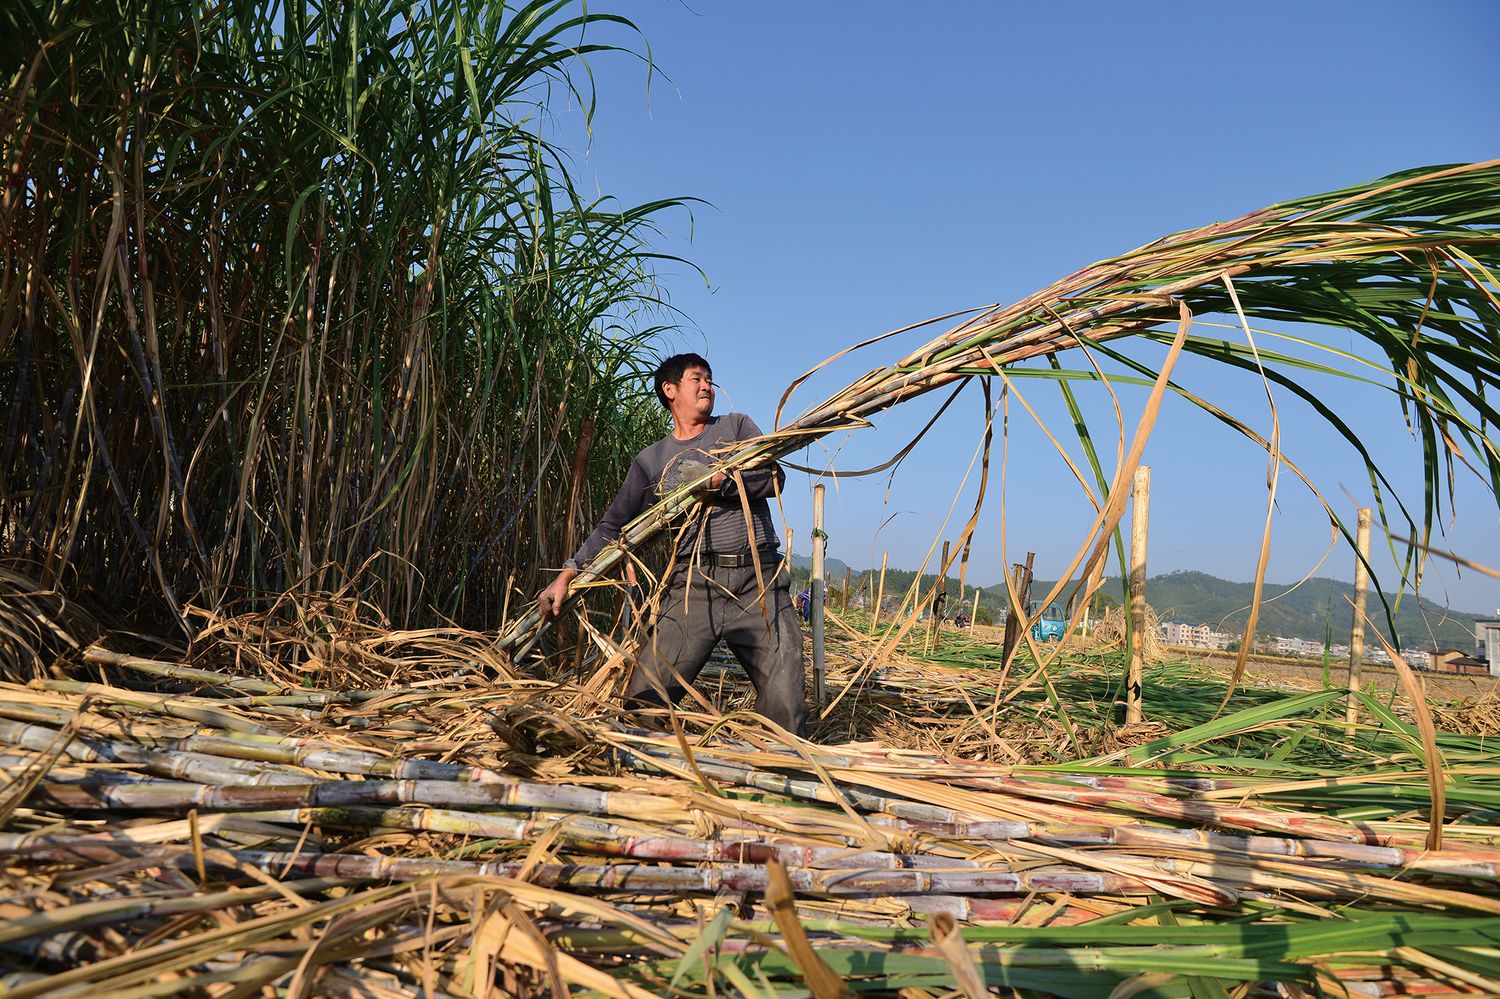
[[537, 353, 806, 736]]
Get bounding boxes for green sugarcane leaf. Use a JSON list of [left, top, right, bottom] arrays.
[[670, 906, 733, 987]]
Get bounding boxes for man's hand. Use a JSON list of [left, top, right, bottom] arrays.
[[537, 568, 579, 618], [662, 459, 723, 496]]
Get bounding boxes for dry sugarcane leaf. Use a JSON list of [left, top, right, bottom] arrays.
[[929, 912, 988, 999], [763, 857, 855, 999], [494, 902, 658, 999], [466, 892, 515, 999], [1375, 630, 1447, 851]]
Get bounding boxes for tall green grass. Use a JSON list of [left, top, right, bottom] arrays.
[[1, 0, 679, 632]]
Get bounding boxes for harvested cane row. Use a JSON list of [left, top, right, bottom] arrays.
[[4, 636, 1500, 997]]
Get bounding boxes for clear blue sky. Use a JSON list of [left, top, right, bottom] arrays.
[[554, 2, 1500, 617]]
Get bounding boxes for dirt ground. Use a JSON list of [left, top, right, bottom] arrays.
[[1170, 646, 1496, 703], [960, 621, 1496, 703]]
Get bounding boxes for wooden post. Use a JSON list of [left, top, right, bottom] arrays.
[[1127, 466, 1150, 725], [842, 566, 851, 611], [1000, 552, 1035, 664], [811, 485, 827, 711], [970, 587, 980, 628], [871, 552, 888, 633], [1346, 507, 1372, 736]]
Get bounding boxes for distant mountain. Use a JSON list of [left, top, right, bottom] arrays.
[[789, 552, 852, 578], [1084, 570, 1483, 649], [787, 556, 1485, 649]]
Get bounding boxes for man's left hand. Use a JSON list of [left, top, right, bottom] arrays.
[[663, 459, 723, 496]]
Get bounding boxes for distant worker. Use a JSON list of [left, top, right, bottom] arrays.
[[931, 589, 947, 625], [537, 354, 806, 737]]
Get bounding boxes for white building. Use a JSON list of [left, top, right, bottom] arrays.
[[1477, 620, 1500, 677], [1160, 622, 1235, 650], [1275, 636, 1321, 658]]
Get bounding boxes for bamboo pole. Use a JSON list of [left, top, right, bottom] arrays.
[[1346, 507, 1372, 737], [842, 566, 851, 611], [1127, 466, 1150, 725], [871, 552, 888, 633], [811, 484, 827, 711], [970, 587, 980, 627]]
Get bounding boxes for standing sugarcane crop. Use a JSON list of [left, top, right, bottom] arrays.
[[537, 354, 807, 736]]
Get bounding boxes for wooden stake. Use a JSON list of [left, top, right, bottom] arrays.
[[970, 586, 980, 628], [1000, 553, 1035, 665], [842, 566, 851, 612], [1127, 466, 1150, 725], [1346, 506, 1372, 737], [871, 552, 888, 633], [811, 485, 827, 711]]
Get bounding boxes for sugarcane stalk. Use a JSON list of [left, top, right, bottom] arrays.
[[0, 835, 1197, 898], [23, 775, 690, 821], [6, 715, 510, 782], [83, 646, 281, 694], [232, 805, 979, 871], [0, 878, 350, 947], [0, 718, 309, 785]]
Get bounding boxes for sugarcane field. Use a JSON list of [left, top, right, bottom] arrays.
[[5, 2, 1500, 997]]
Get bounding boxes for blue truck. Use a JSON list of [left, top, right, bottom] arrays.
[[1029, 602, 1067, 642]]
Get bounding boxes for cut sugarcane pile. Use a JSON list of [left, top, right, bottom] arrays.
[[5, 642, 1500, 997]]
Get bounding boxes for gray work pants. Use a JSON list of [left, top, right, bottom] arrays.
[[625, 559, 807, 737]]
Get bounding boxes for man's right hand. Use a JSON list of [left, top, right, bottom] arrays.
[[537, 568, 579, 618]]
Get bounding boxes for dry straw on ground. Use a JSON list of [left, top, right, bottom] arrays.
[[5, 112, 1500, 992], [5, 605, 1500, 996], [1084, 605, 1163, 661]]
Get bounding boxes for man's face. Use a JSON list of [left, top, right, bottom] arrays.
[[665, 365, 715, 419]]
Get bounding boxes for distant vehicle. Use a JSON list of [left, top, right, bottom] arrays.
[[1030, 603, 1067, 642]]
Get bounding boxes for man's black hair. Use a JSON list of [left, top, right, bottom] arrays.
[[653, 353, 712, 409]]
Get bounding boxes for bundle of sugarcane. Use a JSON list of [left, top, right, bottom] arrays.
[[498, 161, 1500, 660], [6, 643, 1500, 996]]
